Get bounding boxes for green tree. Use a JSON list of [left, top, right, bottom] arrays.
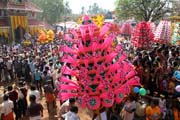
[[64, 2, 72, 16], [91, 3, 99, 14], [87, 3, 108, 15], [81, 6, 85, 15], [171, 0, 180, 16], [115, 0, 172, 21], [32, 0, 72, 24]]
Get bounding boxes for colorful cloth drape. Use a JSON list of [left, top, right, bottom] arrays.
[[10, 16, 27, 40]]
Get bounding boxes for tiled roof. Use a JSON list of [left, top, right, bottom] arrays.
[[28, 19, 43, 26], [25, 2, 42, 13], [42, 22, 54, 30], [7, 4, 25, 11], [28, 19, 53, 29], [0, 2, 42, 13]]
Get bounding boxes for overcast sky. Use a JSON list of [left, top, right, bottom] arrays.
[[65, 0, 116, 14]]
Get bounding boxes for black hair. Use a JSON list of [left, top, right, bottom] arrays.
[[110, 115, 118, 120], [30, 85, 36, 91], [3, 94, 9, 101], [133, 60, 138, 66], [43, 71, 47, 75], [45, 67, 49, 70], [155, 56, 161, 62], [19, 81, 24, 87], [29, 95, 36, 102], [7, 85, 13, 91], [69, 98, 76, 104], [70, 106, 78, 113], [173, 61, 178, 67]]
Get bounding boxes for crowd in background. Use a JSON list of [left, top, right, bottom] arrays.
[[0, 36, 179, 120]]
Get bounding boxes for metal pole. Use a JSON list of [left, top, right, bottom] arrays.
[[63, 3, 66, 40]]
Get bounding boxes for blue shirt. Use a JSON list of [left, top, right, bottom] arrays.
[[34, 72, 41, 81]]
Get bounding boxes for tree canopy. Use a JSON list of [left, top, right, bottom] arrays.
[[32, 0, 72, 24], [171, 0, 180, 16], [115, 0, 172, 22], [86, 3, 108, 15]]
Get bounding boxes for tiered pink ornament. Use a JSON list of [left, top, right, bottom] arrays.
[[148, 22, 156, 34], [59, 15, 140, 110], [120, 22, 132, 36], [154, 20, 171, 44], [131, 21, 154, 49]]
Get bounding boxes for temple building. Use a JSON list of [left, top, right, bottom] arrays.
[[0, 0, 44, 43]]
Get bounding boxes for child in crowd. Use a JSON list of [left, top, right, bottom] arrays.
[[159, 94, 166, 120]]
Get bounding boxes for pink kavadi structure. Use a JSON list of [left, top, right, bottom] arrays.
[[131, 21, 154, 49], [58, 15, 140, 110], [120, 22, 132, 36], [154, 20, 171, 44]]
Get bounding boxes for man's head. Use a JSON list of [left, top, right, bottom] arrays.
[[69, 98, 76, 105], [30, 85, 36, 91], [3, 94, 9, 101], [7, 85, 13, 91], [29, 95, 36, 102], [18, 81, 24, 87], [70, 106, 78, 114]]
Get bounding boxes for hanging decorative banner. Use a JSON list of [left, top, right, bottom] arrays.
[[59, 15, 140, 110], [10, 16, 27, 40]]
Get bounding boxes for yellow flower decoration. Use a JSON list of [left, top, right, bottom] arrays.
[[38, 30, 55, 44], [77, 17, 83, 24], [171, 23, 175, 36], [47, 30, 55, 42], [23, 40, 32, 46], [92, 14, 105, 28], [77, 14, 105, 28]]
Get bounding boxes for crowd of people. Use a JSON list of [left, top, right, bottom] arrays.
[[0, 35, 179, 120], [0, 41, 81, 120], [120, 42, 180, 120]]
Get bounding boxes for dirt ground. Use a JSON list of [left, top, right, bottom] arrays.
[[0, 83, 93, 120]]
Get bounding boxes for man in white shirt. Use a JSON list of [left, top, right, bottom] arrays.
[[1, 94, 14, 120], [28, 85, 41, 103], [59, 98, 76, 120], [6, 57, 13, 80], [122, 95, 136, 120], [62, 106, 80, 120]]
